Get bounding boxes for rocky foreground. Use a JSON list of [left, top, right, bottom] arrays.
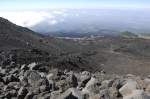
[[1, 62, 150, 99]]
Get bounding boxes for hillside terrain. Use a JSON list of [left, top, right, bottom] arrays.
[[1, 17, 150, 99], [1, 17, 150, 75]]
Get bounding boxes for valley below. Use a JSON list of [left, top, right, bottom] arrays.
[[1, 17, 150, 99]]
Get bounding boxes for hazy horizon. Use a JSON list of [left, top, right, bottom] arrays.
[[0, 0, 150, 10], [0, 0, 150, 35]]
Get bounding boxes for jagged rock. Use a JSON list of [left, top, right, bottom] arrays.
[[24, 70, 42, 87], [4, 89, 17, 98], [39, 85, 49, 92], [101, 80, 114, 88], [19, 76, 29, 87], [112, 79, 125, 90], [82, 77, 98, 96], [24, 91, 35, 99], [38, 78, 49, 86], [119, 79, 139, 97], [67, 74, 78, 88], [123, 90, 150, 99], [109, 87, 119, 98], [79, 71, 91, 88], [9, 67, 19, 74], [50, 90, 61, 99], [28, 63, 48, 73], [0, 95, 5, 99], [39, 72, 46, 78], [47, 69, 61, 80], [89, 89, 110, 99], [37, 78, 50, 92], [17, 87, 28, 99], [0, 82, 4, 88], [99, 89, 110, 99], [32, 92, 51, 99], [3, 74, 19, 84], [28, 62, 37, 70], [31, 87, 40, 95], [145, 84, 150, 94], [58, 88, 83, 99], [38, 66, 49, 73], [0, 76, 4, 82], [46, 73, 54, 81], [21, 64, 29, 71], [3, 85, 12, 92], [0, 67, 6, 77], [7, 82, 21, 90]]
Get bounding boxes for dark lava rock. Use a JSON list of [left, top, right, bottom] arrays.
[[3, 74, 19, 84], [67, 74, 78, 88], [24, 70, 42, 87], [5, 89, 17, 98], [17, 87, 28, 99], [24, 91, 35, 99]]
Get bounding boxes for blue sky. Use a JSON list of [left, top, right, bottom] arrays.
[[0, 0, 150, 10]]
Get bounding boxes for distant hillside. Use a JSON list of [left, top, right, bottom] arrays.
[[138, 33, 150, 39], [2, 17, 150, 75], [119, 31, 139, 38], [0, 17, 81, 54], [0, 17, 47, 50], [0, 17, 97, 72]]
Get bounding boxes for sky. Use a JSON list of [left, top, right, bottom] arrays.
[[0, 0, 150, 10], [0, 0, 150, 33]]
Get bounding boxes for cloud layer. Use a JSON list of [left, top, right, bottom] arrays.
[[0, 10, 66, 27]]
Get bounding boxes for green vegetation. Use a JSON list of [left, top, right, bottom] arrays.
[[139, 33, 150, 39], [120, 31, 139, 38]]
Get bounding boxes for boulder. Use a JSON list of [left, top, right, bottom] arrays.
[[67, 74, 78, 88], [39, 85, 49, 93], [28, 62, 37, 70], [82, 77, 99, 96], [24, 70, 42, 87], [109, 87, 119, 98], [9, 68, 19, 74], [24, 92, 35, 99], [58, 88, 83, 99], [3, 74, 19, 84], [99, 89, 110, 99], [79, 71, 91, 88], [17, 87, 28, 99], [123, 90, 150, 99], [21, 64, 29, 71], [119, 79, 139, 97], [4, 89, 17, 98], [32, 92, 51, 99]]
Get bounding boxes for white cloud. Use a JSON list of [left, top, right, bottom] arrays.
[[53, 10, 64, 15], [0, 11, 54, 27], [49, 20, 58, 25], [60, 19, 65, 22], [0, 9, 68, 27]]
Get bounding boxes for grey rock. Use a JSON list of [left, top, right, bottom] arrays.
[[5, 89, 17, 98], [24, 70, 42, 87], [123, 90, 150, 99], [3, 74, 19, 84], [17, 87, 28, 99], [28, 62, 37, 70], [24, 92, 35, 99], [99, 89, 110, 99], [21, 64, 29, 71], [119, 79, 138, 97], [67, 74, 78, 88], [82, 77, 98, 96], [58, 88, 83, 99], [40, 85, 49, 92], [79, 71, 91, 88]]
